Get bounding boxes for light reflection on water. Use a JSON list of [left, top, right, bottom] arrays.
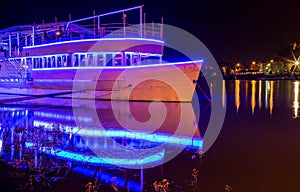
[[235, 79, 240, 113], [293, 81, 299, 118], [251, 80, 256, 115], [232, 80, 280, 117], [196, 80, 300, 192], [0, 100, 206, 191]]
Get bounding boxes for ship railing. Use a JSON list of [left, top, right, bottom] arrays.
[[9, 58, 25, 77], [30, 22, 162, 46], [0, 58, 26, 79], [0, 5, 164, 52], [96, 23, 163, 39], [0, 60, 13, 78], [0, 62, 18, 79]]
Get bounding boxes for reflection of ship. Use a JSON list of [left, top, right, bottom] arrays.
[[0, 5, 202, 102], [0, 101, 202, 191]]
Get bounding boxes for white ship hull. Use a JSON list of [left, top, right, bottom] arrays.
[[0, 61, 201, 102]]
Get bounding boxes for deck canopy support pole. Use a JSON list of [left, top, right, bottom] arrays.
[[93, 10, 96, 37], [160, 17, 163, 40], [97, 16, 100, 37], [8, 35, 11, 57], [32, 26, 35, 46], [17, 33, 20, 56], [143, 13, 146, 37], [123, 12, 126, 37], [69, 14, 72, 39], [25, 36, 28, 47], [140, 6, 143, 37], [152, 22, 154, 37]]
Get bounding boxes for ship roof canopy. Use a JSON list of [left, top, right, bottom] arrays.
[[0, 21, 94, 41]]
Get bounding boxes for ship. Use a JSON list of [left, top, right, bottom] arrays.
[[0, 5, 202, 102]]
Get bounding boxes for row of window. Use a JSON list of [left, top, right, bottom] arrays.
[[19, 52, 161, 69]]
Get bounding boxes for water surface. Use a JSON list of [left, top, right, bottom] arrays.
[[0, 80, 299, 191]]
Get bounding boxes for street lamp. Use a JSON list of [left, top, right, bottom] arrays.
[[235, 63, 241, 73]]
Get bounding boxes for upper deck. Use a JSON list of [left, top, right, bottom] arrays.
[[0, 5, 164, 59], [23, 38, 164, 57]]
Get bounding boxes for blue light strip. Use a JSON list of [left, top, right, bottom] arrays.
[[25, 142, 164, 166], [23, 38, 164, 49], [32, 60, 203, 71], [34, 111, 92, 123], [33, 120, 203, 148]]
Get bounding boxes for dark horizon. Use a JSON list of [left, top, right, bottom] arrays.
[[0, 0, 299, 64]]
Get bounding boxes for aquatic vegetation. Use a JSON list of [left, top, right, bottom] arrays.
[[85, 180, 101, 192], [153, 178, 169, 192], [191, 168, 198, 184], [224, 184, 233, 192]]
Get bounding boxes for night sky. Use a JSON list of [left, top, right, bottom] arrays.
[[1, 0, 299, 64]]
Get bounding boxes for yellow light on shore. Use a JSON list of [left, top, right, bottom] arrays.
[[295, 61, 299, 65]]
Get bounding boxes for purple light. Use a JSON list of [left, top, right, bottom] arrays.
[[23, 38, 164, 49], [30, 52, 162, 58], [32, 60, 203, 71]]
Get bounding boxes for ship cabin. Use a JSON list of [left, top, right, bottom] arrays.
[[0, 5, 164, 80]]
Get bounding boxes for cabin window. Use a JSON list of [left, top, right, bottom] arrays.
[[133, 54, 139, 65], [80, 55, 86, 66], [52, 56, 56, 68], [87, 54, 93, 66], [43, 57, 47, 68], [97, 54, 104, 66], [106, 54, 112, 66], [62, 55, 67, 67], [57, 56, 62, 67], [146, 56, 160, 64], [126, 54, 131, 66], [74, 54, 79, 67], [141, 54, 147, 64], [38, 58, 42, 68], [47, 57, 51, 68], [67, 55, 72, 67], [114, 54, 122, 66], [33, 58, 37, 68]]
